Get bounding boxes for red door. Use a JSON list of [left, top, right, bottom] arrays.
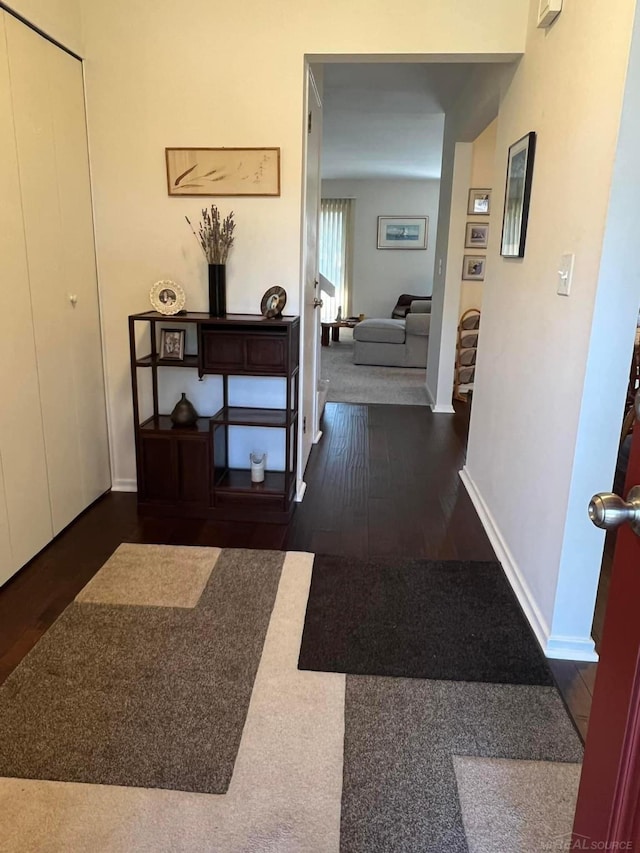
[[573, 395, 640, 847]]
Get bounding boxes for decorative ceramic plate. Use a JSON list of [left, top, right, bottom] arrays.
[[260, 286, 287, 319], [150, 280, 186, 315]]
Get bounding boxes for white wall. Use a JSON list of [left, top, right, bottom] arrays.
[[321, 178, 439, 319], [3, 0, 83, 53], [460, 119, 497, 315], [427, 137, 472, 412], [78, 0, 528, 489], [426, 67, 511, 413], [463, 0, 638, 659]]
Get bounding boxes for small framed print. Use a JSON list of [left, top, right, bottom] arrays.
[[462, 256, 486, 281], [468, 189, 491, 216], [159, 328, 185, 360], [465, 223, 489, 249]]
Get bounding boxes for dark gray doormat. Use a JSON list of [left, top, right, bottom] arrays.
[[298, 556, 554, 685]]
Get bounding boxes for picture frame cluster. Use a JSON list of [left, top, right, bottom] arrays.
[[463, 188, 491, 281]]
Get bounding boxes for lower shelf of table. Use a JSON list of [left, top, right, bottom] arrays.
[[215, 469, 287, 494]]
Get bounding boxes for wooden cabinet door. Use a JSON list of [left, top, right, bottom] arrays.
[[176, 438, 210, 504], [0, 11, 53, 583], [140, 436, 178, 502], [140, 434, 210, 506], [245, 337, 287, 373]]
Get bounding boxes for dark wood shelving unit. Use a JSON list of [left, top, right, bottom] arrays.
[[129, 311, 300, 523]]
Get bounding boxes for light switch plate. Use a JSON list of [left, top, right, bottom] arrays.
[[538, 0, 562, 28], [557, 253, 574, 296]]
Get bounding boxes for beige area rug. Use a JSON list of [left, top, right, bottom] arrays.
[[453, 755, 582, 852], [0, 550, 345, 852], [321, 329, 429, 406]]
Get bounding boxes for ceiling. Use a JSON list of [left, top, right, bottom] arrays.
[[321, 63, 479, 181]]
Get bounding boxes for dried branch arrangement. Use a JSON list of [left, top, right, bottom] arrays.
[[185, 205, 235, 265]]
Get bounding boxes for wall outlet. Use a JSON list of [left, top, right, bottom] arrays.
[[557, 253, 574, 296]]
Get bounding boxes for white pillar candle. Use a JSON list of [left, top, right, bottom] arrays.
[[250, 451, 266, 483]]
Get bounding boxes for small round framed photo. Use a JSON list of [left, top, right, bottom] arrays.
[[260, 286, 287, 319], [159, 328, 185, 360], [150, 280, 186, 315]]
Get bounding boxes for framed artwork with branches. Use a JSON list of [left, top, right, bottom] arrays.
[[166, 148, 280, 197]]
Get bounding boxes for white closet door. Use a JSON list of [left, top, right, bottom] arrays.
[[6, 16, 110, 534], [47, 38, 111, 506], [0, 455, 13, 585], [0, 11, 53, 580]]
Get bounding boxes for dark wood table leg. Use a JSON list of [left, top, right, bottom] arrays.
[[331, 326, 340, 342], [321, 325, 330, 347]]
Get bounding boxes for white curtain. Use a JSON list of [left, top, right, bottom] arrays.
[[319, 198, 353, 323]]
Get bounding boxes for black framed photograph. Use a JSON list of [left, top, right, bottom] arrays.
[[465, 222, 489, 249], [159, 328, 185, 360], [377, 216, 428, 250], [501, 131, 537, 258], [462, 256, 486, 281], [467, 189, 491, 216]]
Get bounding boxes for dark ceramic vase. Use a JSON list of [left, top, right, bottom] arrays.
[[170, 393, 198, 428], [208, 264, 226, 317]]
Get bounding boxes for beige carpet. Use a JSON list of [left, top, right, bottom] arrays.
[[321, 329, 429, 406], [453, 755, 582, 852], [76, 543, 220, 608]]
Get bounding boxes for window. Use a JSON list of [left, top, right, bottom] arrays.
[[319, 198, 353, 323]]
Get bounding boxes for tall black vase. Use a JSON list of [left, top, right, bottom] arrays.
[[208, 264, 226, 317]]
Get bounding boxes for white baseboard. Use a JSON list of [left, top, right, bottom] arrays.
[[459, 465, 552, 656], [112, 478, 137, 493], [460, 466, 598, 662], [430, 403, 456, 414], [296, 480, 307, 502], [313, 429, 323, 444], [545, 636, 598, 662]]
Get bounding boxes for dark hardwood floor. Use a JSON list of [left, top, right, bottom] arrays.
[[0, 401, 598, 741]]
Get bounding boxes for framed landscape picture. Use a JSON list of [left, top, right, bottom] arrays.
[[467, 189, 492, 216], [465, 223, 489, 249], [501, 131, 536, 258], [462, 255, 486, 281], [377, 216, 428, 250], [166, 147, 281, 196]]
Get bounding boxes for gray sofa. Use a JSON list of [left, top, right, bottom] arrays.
[[353, 302, 430, 367]]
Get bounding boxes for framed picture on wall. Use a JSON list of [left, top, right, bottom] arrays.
[[500, 131, 537, 258], [467, 189, 492, 216], [462, 255, 486, 281], [465, 222, 489, 249], [165, 147, 281, 196], [377, 216, 428, 250]]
